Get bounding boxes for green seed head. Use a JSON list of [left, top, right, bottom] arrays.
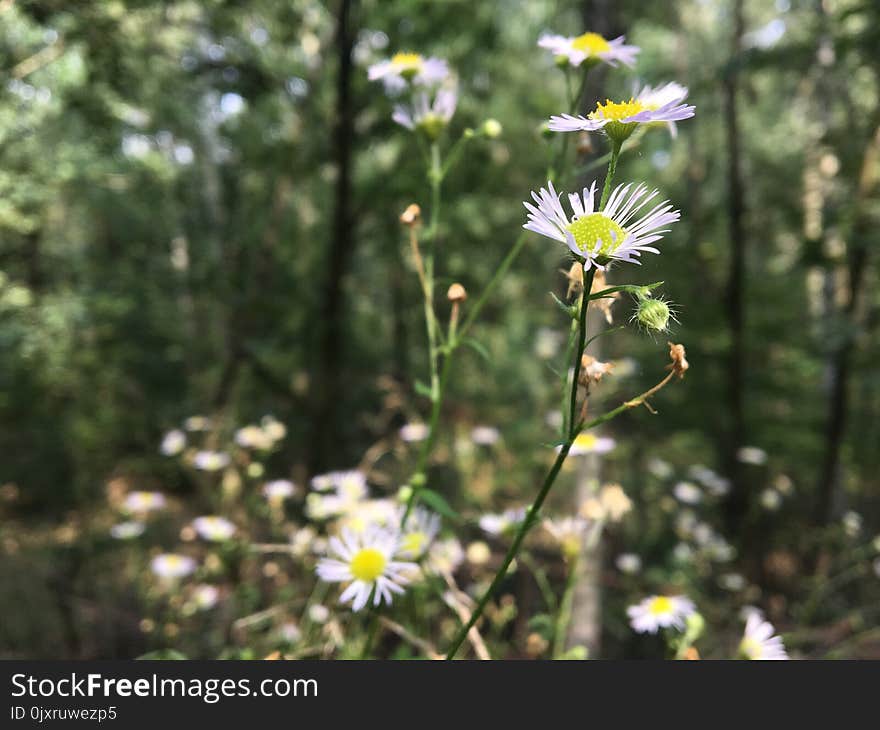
[[636, 296, 672, 332]]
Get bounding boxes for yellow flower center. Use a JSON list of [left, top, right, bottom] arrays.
[[566, 213, 627, 256], [573, 433, 598, 450], [571, 32, 611, 55], [349, 547, 387, 582], [740, 638, 762, 659], [391, 52, 423, 79], [649, 596, 673, 615], [401, 531, 427, 555], [590, 98, 647, 122]]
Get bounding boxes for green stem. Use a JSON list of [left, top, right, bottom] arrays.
[[598, 139, 622, 211], [552, 554, 580, 659], [568, 269, 595, 438]]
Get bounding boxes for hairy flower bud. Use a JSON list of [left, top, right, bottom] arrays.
[[636, 297, 671, 332], [481, 119, 503, 138]]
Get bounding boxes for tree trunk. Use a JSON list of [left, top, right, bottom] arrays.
[[308, 0, 357, 473]]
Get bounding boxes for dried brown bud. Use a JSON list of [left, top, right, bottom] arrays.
[[683, 647, 701, 660], [580, 354, 615, 384], [399, 203, 421, 226], [576, 132, 594, 156], [666, 342, 689, 378], [562, 262, 583, 298], [590, 270, 617, 324], [447, 283, 467, 302]]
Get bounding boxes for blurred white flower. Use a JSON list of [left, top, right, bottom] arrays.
[[760, 488, 782, 511], [673, 542, 694, 563], [193, 450, 230, 472], [719, 572, 746, 591], [543, 516, 588, 559], [393, 86, 457, 139], [192, 584, 220, 610], [399, 422, 429, 443], [635, 81, 690, 137], [466, 540, 491, 566], [279, 622, 301, 643], [740, 611, 788, 660], [160, 429, 186, 456], [110, 521, 145, 539], [398, 507, 440, 558], [737, 446, 768, 465], [537, 32, 639, 68], [368, 52, 448, 94], [479, 507, 526, 536], [615, 552, 642, 574], [261, 415, 287, 441], [263, 479, 298, 501], [151, 553, 197, 580], [647, 457, 673, 479], [627, 595, 696, 634], [534, 327, 563, 360], [308, 604, 330, 624], [123, 491, 166, 514], [427, 537, 464, 574], [567, 432, 616, 456], [471, 425, 501, 446], [842, 510, 862, 537], [183, 415, 212, 431], [673, 481, 702, 505], [316, 527, 416, 611], [235, 425, 273, 450], [191, 516, 236, 542]]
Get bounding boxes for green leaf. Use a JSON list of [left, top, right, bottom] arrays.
[[460, 336, 491, 363], [589, 281, 663, 301], [550, 291, 576, 318], [414, 380, 433, 399], [418, 488, 460, 522]]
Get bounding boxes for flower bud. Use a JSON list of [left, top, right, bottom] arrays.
[[635, 296, 672, 333], [399, 203, 421, 226], [481, 119, 503, 138], [447, 283, 467, 302]]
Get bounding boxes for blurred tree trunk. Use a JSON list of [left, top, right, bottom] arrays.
[[814, 119, 880, 529], [309, 0, 357, 473], [721, 0, 748, 535]]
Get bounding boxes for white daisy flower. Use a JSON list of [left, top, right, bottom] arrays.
[[538, 32, 639, 69], [310, 470, 368, 501], [627, 594, 696, 634], [398, 507, 441, 558], [160, 429, 186, 456], [316, 527, 416, 611], [399, 421, 430, 443], [151, 553, 197, 580], [524, 179, 679, 271], [549, 96, 695, 143], [308, 604, 330, 624], [183, 415, 212, 431], [261, 414, 287, 441], [567, 431, 616, 455], [192, 450, 230, 472], [110, 521, 145, 539], [635, 82, 690, 137], [740, 611, 788, 660], [760, 488, 782, 511], [123, 491, 166, 514], [337, 498, 399, 533], [479, 507, 526, 536], [647, 457, 673, 479], [368, 52, 448, 94], [263, 479, 298, 501], [392, 86, 458, 139], [191, 515, 236, 542]]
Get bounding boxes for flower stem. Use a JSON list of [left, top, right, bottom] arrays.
[[568, 269, 596, 438], [598, 138, 622, 211], [552, 553, 580, 659]]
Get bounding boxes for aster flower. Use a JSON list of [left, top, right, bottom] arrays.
[[192, 584, 220, 610], [123, 491, 166, 514], [627, 594, 696, 634], [673, 481, 702, 505], [316, 527, 417, 611], [235, 425, 274, 451], [524, 179, 680, 271], [392, 86, 458, 140], [426, 536, 465, 574], [549, 96, 695, 143], [397, 506, 441, 558], [191, 515, 236, 542], [615, 552, 642, 574], [631, 81, 691, 138], [310, 470, 368, 501], [399, 421, 430, 443], [543, 516, 588, 559], [740, 611, 788, 660], [368, 52, 449, 94], [471, 425, 501, 446], [538, 32, 639, 69], [151, 553, 197, 580]]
